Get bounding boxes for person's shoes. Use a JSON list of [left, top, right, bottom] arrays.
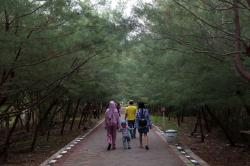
[[128, 146, 131, 149], [107, 144, 111, 151], [112, 146, 116, 150], [139, 145, 143, 148], [145, 145, 149, 150]]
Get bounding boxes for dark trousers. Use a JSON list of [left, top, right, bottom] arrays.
[[127, 120, 136, 138]]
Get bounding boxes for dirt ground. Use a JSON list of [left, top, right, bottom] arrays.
[[1, 118, 100, 166], [177, 117, 250, 166]]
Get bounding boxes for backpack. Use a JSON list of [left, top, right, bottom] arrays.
[[138, 109, 147, 127]]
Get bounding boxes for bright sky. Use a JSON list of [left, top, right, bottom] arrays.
[[90, 0, 154, 17], [111, 0, 153, 16], [89, 0, 154, 40]]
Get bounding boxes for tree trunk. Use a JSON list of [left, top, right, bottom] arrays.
[[177, 112, 181, 127], [1, 114, 20, 162], [78, 103, 87, 129], [225, 108, 230, 127], [191, 110, 199, 136], [70, 99, 80, 131], [168, 111, 171, 121], [60, 100, 71, 135], [202, 109, 211, 133], [181, 108, 184, 122], [30, 100, 57, 151], [198, 110, 205, 142], [47, 106, 61, 141], [97, 103, 102, 118], [4, 9, 10, 32], [31, 110, 35, 128], [206, 106, 235, 146], [25, 110, 31, 132], [233, 0, 250, 81], [82, 106, 90, 130], [5, 115, 9, 140], [18, 115, 24, 129]]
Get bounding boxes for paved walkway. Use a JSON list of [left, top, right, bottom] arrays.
[[54, 120, 185, 166]]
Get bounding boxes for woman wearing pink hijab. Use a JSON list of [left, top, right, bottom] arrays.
[[105, 101, 120, 150]]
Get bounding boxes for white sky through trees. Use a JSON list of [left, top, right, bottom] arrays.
[[88, 0, 154, 40], [90, 0, 154, 17]]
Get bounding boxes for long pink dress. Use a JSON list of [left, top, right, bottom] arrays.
[[105, 101, 120, 147]]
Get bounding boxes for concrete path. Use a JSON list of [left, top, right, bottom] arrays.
[[54, 122, 185, 166]]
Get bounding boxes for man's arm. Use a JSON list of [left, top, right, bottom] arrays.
[[125, 107, 128, 120]]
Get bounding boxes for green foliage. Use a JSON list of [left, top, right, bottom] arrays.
[[2, 0, 250, 110], [110, 0, 250, 111], [0, 0, 131, 105]]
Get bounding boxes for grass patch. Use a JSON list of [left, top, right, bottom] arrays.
[[151, 115, 179, 131]]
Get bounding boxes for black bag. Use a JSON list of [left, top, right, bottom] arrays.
[[138, 109, 147, 127]]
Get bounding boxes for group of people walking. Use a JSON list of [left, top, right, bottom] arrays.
[[104, 100, 151, 151]]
